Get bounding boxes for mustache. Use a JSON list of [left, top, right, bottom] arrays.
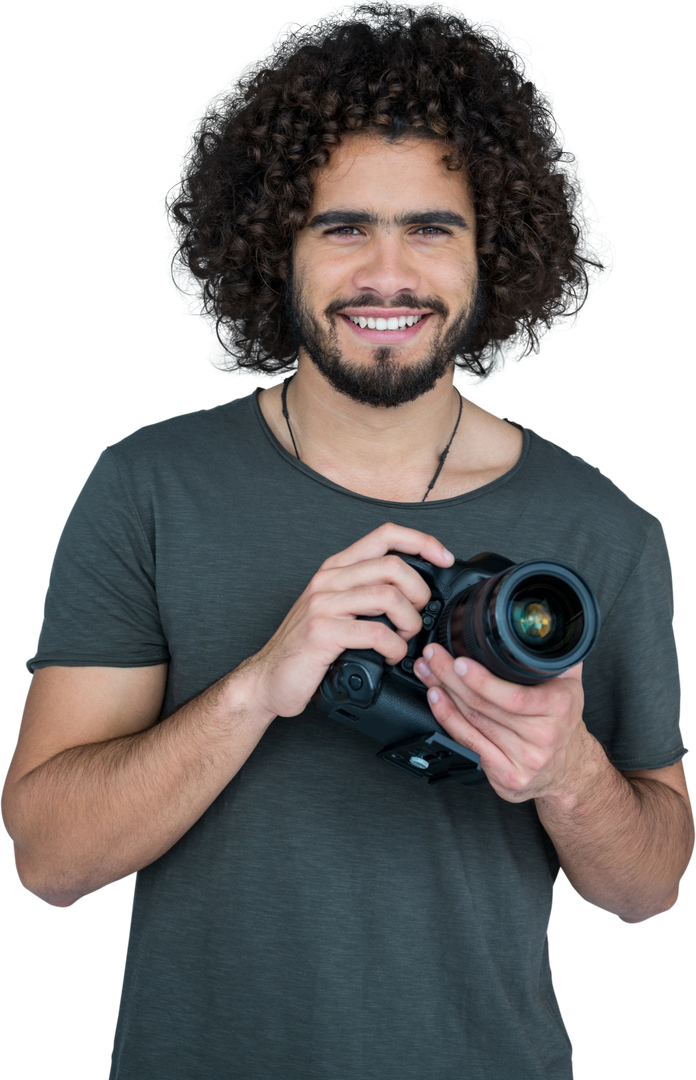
[[324, 294, 448, 318]]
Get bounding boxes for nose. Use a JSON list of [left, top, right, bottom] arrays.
[[351, 233, 420, 300]]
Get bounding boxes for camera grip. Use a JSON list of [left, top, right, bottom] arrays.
[[313, 656, 483, 784]]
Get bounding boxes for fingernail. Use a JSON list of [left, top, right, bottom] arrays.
[[442, 547, 454, 562], [453, 657, 468, 676], [428, 688, 440, 703], [415, 659, 432, 678], [423, 645, 434, 661]]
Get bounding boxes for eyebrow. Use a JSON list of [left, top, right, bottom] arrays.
[[307, 208, 470, 230]]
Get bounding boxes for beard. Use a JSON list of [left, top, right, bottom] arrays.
[[276, 257, 484, 408]]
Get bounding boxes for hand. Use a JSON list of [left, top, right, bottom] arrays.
[[248, 523, 454, 720], [413, 643, 592, 803]]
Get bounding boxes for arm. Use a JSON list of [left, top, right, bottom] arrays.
[[412, 645, 694, 922], [2, 660, 276, 907], [535, 754, 693, 922]]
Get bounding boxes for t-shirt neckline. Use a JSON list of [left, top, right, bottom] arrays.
[[252, 384, 529, 505]]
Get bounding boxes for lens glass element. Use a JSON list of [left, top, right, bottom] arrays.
[[507, 579, 584, 657], [511, 600, 553, 643]]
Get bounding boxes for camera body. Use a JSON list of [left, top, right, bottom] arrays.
[[312, 551, 600, 786]]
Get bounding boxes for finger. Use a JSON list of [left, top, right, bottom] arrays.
[[321, 522, 454, 572], [420, 644, 569, 725], [317, 582, 425, 642], [425, 685, 512, 777], [316, 553, 432, 612], [557, 662, 583, 681], [414, 658, 528, 752]]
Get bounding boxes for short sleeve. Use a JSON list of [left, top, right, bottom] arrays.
[[27, 448, 170, 672], [581, 519, 685, 770]]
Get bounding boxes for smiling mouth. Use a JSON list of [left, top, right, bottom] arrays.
[[339, 313, 432, 341], [344, 313, 427, 331]]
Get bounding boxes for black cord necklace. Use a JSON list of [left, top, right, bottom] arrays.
[[280, 373, 464, 503]]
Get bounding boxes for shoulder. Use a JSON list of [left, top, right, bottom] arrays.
[[522, 427, 659, 543], [107, 392, 257, 466]]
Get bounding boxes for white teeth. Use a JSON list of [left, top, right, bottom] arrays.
[[348, 313, 424, 330]]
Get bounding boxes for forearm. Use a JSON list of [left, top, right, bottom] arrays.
[[6, 659, 274, 906], [535, 734, 694, 922]]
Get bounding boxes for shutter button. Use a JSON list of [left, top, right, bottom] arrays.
[[348, 674, 363, 690]]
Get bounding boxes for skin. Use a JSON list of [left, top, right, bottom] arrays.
[[261, 131, 523, 501]]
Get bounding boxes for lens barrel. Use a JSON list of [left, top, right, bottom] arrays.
[[440, 561, 600, 684]]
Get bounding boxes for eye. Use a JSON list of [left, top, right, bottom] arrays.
[[324, 225, 449, 238], [325, 226, 363, 236], [415, 226, 448, 236]]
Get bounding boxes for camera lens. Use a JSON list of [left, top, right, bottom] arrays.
[[508, 580, 584, 657], [442, 560, 599, 684], [511, 597, 553, 644]]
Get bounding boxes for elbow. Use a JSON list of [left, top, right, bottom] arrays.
[[20, 870, 85, 908], [566, 876, 683, 928], [618, 889, 683, 924], [14, 846, 86, 908]]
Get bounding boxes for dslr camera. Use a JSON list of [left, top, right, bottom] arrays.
[[312, 551, 600, 786]]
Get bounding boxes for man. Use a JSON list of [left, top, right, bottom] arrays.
[[2, 6, 692, 1079]]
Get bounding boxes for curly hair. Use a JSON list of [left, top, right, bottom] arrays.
[[168, 3, 602, 377]]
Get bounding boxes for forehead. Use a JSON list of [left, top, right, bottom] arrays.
[[310, 133, 474, 214]]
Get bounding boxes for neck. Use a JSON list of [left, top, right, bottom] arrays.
[[282, 353, 463, 487]]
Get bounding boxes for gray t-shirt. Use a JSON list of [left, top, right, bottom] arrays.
[[29, 389, 685, 1080]]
